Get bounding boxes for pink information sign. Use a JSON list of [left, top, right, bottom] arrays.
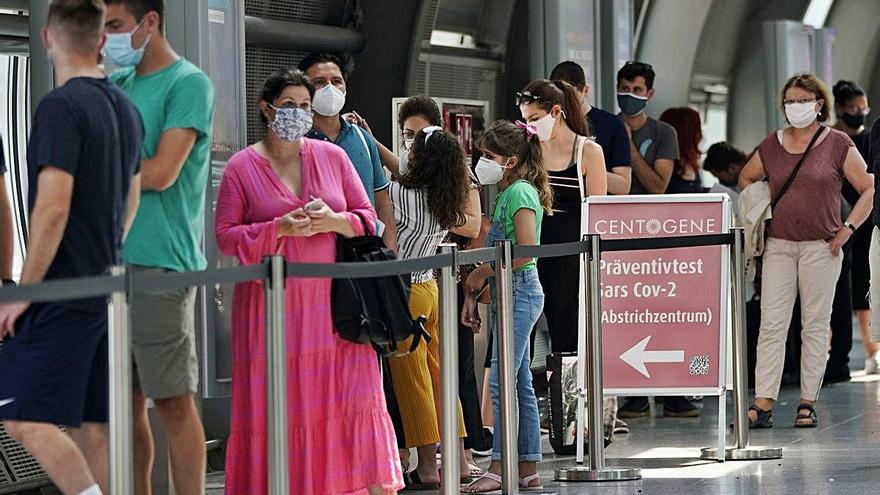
[[586, 195, 730, 394]]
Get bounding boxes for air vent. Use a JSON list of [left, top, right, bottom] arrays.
[[244, 47, 311, 144], [244, 0, 329, 24]]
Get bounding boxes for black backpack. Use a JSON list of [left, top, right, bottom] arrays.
[[331, 214, 429, 356]]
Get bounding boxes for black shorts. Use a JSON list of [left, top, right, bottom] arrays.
[[0, 303, 108, 427]]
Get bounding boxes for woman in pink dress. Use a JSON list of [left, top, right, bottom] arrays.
[[215, 68, 403, 494]]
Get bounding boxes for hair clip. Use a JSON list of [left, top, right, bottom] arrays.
[[422, 126, 443, 144], [515, 120, 539, 138]]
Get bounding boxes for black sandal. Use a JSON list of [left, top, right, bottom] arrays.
[[794, 403, 818, 428], [748, 405, 774, 429]]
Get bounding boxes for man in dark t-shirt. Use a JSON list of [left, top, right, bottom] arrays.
[[0, 2, 143, 494], [868, 119, 880, 362], [550, 61, 633, 194]]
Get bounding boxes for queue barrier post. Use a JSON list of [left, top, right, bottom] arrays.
[[555, 235, 641, 482], [265, 255, 290, 493], [494, 239, 519, 494], [700, 228, 782, 461], [108, 265, 133, 495], [439, 244, 460, 494]]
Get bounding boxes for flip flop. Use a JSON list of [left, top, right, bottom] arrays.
[[404, 470, 440, 491], [461, 471, 502, 494], [519, 472, 544, 491]]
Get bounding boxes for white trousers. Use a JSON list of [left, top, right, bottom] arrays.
[[755, 238, 842, 401], [869, 227, 880, 342]]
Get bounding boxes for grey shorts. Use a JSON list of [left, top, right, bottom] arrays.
[[130, 265, 199, 400]]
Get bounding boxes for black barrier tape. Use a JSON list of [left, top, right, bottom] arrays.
[[514, 241, 590, 260], [0, 275, 125, 304], [456, 247, 496, 266], [287, 252, 454, 279], [600, 233, 733, 252], [132, 264, 268, 293], [0, 233, 737, 303]]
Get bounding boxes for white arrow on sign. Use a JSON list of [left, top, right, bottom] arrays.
[[619, 335, 685, 378]]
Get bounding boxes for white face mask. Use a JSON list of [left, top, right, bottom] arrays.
[[785, 102, 818, 129], [399, 139, 414, 175], [475, 156, 510, 185], [312, 84, 346, 116], [533, 112, 556, 142]]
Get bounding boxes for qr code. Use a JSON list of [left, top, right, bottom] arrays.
[[689, 355, 710, 376]]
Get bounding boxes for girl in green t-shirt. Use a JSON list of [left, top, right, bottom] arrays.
[[461, 120, 553, 492]]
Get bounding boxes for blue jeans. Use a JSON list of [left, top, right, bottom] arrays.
[[489, 268, 544, 462]]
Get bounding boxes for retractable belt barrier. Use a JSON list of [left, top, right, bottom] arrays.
[[0, 231, 776, 494]]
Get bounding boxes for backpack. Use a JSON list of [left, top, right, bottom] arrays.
[[331, 213, 429, 356]]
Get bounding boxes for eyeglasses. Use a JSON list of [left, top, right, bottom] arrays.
[[515, 91, 548, 106], [783, 98, 818, 105]]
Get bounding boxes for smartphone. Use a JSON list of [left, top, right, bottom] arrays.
[[304, 197, 325, 212]]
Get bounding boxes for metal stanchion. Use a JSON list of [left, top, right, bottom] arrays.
[[439, 244, 460, 494], [701, 228, 782, 461], [555, 235, 641, 482], [265, 256, 289, 493], [494, 239, 518, 494], [108, 266, 133, 495]]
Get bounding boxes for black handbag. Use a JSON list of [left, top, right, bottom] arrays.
[[331, 213, 429, 356]]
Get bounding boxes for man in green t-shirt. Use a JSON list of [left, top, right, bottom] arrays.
[[104, 1, 213, 493]]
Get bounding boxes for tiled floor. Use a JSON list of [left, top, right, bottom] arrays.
[[208, 372, 880, 494]]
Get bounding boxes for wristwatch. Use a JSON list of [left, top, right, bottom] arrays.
[[845, 221, 856, 233]]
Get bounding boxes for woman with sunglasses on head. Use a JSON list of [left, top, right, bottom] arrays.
[[739, 73, 873, 430], [386, 125, 479, 489], [215, 68, 403, 495], [516, 80, 607, 354], [516, 80, 612, 439], [461, 120, 553, 493]]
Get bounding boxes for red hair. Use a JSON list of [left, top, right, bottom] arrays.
[[659, 107, 703, 176]]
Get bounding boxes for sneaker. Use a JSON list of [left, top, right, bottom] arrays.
[[663, 397, 701, 417], [866, 354, 879, 375], [613, 418, 630, 435], [471, 428, 493, 457], [618, 397, 650, 418]]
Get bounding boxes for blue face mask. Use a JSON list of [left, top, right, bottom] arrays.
[[103, 20, 151, 68], [617, 92, 648, 116]]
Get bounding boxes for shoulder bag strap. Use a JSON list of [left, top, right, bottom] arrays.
[[353, 124, 372, 160], [771, 126, 824, 210], [575, 135, 587, 202]]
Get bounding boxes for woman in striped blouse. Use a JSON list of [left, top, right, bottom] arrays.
[[386, 126, 477, 488]]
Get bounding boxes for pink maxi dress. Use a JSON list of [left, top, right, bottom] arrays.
[[215, 138, 404, 494]]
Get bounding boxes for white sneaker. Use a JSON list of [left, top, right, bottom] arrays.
[[866, 354, 880, 374]]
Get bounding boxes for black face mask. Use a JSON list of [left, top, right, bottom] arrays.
[[841, 112, 866, 129]]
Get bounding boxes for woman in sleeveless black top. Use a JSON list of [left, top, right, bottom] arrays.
[[517, 79, 608, 354]]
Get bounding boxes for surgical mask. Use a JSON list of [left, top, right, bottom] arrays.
[[841, 112, 866, 130], [785, 102, 818, 129], [399, 139, 414, 175], [312, 84, 346, 117], [269, 105, 313, 142], [103, 20, 151, 68], [533, 112, 556, 142], [617, 92, 648, 116], [475, 156, 509, 185]]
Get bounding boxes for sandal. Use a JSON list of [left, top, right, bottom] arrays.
[[748, 405, 774, 429], [404, 470, 440, 491], [467, 460, 485, 478], [461, 472, 502, 494], [794, 403, 818, 428], [519, 473, 544, 491]]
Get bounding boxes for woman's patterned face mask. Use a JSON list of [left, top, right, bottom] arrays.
[[268, 105, 313, 142]]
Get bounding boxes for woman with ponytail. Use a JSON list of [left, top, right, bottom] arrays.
[[461, 120, 551, 492], [516, 79, 607, 352]]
